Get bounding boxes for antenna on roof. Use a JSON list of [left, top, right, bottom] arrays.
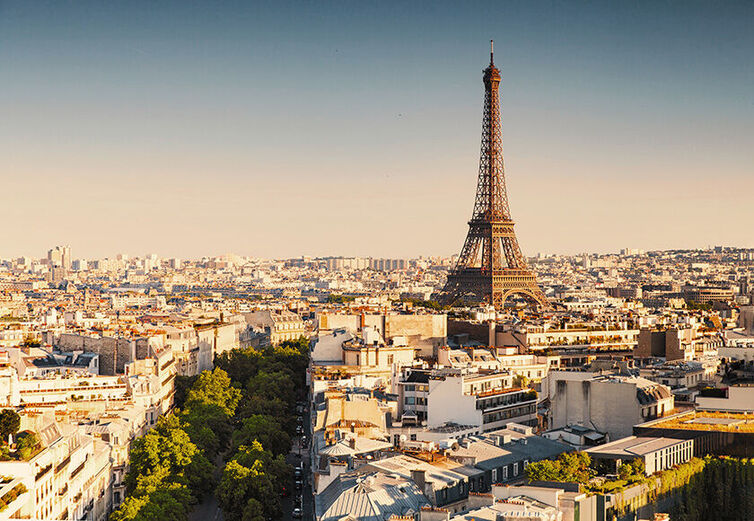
[[490, 39, 494, 65]]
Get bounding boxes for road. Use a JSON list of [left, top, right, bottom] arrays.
[[188, 452, 226, 521], [281, 405, 313, 520], [188, 491, 223, 521]]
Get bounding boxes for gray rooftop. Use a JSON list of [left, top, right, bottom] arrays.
[[587, 436, 686, 459]]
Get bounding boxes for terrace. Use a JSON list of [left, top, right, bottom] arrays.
[[648, 410, 754, 433]]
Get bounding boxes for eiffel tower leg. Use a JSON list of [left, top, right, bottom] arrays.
[[491, 288, 504, 310]]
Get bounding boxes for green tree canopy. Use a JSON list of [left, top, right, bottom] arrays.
[[232, 415, 291, 456], [216, 442, 290, 521], [110, 480, 192, 521], [14, 431, 40, 460], [124, 415, 213, 498], [0, 409, 20, 441], [525, 451, 593, 483], [246, 370, 296, 408], [180, 401, 232, 457], [185, 368, 241, 416]]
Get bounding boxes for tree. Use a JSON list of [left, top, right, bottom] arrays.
[[14, 431, 39, 460], [124, 415, 213, 498], [246, 371, 296, 409], [173, 375, 198, 410], [216, 442, 290, 521], [185, 368, 241, 416], [180, 401, 232, 456], [215, 348, 263, 388], [232, 415, 291, 456], [512, 374, 530, 389], [525, 451, 593, 483], [110, 481, 192, 521], [0, 409, 20, 441], [236, 396, 292, 433]]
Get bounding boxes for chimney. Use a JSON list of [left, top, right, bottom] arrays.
[[410, 469, 426, 492]]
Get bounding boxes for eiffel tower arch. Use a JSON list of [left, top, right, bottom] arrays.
[[439, 42, 549, 311]]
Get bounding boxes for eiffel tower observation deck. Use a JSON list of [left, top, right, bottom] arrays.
[[440, 42, 549, 311]]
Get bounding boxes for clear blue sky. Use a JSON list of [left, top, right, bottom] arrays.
[[1, 1, 752, 259]]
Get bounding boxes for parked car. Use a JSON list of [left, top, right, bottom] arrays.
[[296, 425, 304, 435], [292, 507, 303, 518]]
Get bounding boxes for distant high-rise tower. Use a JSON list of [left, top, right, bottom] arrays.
[[440, 42, 548, 311], [48, 245, 72, 270]]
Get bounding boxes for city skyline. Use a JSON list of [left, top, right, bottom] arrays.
[[2, 1, 752, 259]]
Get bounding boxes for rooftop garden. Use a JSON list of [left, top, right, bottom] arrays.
[[0, 483, 28, 512], [651, 411, 754, 433], [524, 451, 706, 496], [0, 410, 41, 461]]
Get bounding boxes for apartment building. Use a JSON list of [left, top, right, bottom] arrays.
[[396, 368, 538, 432], [586, 436, 693, 475], [543, 371, 675, 440], [0, 418, 112, 521], [244, 309, 306, 344]]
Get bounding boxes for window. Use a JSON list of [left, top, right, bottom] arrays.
[[492, 469, 498, 482], [405, 397, 415, 405], [513, 463, 519, 476], [503, 467, 508, 479], [387, 354, 394, 365]]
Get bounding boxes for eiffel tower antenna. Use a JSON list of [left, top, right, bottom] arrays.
[[439, 45, 549, 311]]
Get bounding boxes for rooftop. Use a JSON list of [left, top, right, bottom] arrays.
[[587, 436, 686, 458], [646, 411, 754, 433]]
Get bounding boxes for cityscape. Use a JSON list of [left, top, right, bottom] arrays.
[[1, 2, 753, 521]]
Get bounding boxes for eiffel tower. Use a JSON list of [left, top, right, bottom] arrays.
[[440, 42, 549, 311]]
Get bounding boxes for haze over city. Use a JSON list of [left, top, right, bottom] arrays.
[[2, 0, 752, 259]]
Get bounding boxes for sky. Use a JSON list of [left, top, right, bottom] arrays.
[[1, 1, 752, 260]]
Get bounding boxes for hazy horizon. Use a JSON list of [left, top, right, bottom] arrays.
[[6, 244, 753, 263], [2, 1, 752, 259]]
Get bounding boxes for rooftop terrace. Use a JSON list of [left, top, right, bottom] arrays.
[[648, 411, 754, 433]]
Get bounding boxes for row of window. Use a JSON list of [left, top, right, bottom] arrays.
[[483, 404, 536, 424], [490, 460, 527, 483], [654, 442, 692, 470], [477, 392, 534, 411]]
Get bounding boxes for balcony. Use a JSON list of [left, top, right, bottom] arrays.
[[476, 389, 537, 411], [35, 463, 52, 481], [55, 455, 71, 475], [71, 460, 86, 479]]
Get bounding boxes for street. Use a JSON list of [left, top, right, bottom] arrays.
[[281, 403, 313, 520]]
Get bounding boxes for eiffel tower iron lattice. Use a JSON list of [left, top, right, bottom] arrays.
[[440, 42, 549, 311]]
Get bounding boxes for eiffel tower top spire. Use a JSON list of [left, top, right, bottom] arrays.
[[475, 39, 508, 223]]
